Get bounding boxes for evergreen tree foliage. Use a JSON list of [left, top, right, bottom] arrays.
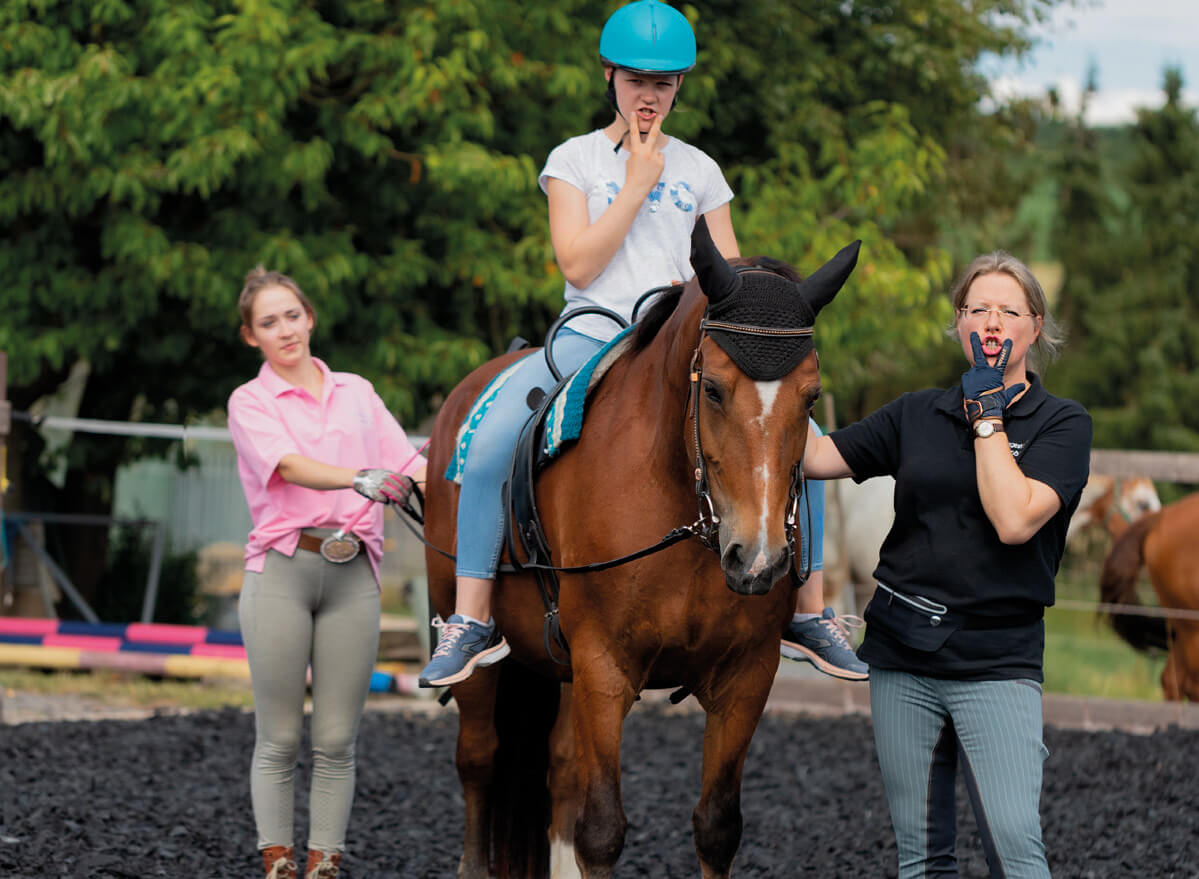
[[1052, 68, 1199, 451]]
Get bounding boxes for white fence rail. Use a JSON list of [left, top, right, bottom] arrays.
[[1090, 449, 1199, 482]]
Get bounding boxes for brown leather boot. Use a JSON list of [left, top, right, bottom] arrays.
[[262, 845, 297, 878], [304, 848, 342, 878]]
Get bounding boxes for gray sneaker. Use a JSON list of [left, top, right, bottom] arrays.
[[781, 607, 868, 680], [418, 614, 510, 687]]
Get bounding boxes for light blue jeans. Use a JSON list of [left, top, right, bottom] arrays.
[[455, 328, 605, 578], [797, 418, 825, 575], [870, 668, 1051, 879]]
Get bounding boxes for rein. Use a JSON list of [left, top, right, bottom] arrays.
[[392, 495, 711, 575], [390, 458, 714, 575]]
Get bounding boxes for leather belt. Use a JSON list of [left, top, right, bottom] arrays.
[[296, 533, 361, 555]]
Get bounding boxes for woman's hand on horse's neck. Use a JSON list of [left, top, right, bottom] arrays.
[[802, 434, 854, 481]]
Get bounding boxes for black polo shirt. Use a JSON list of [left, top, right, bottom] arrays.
[[830, 374, 1092, 681]]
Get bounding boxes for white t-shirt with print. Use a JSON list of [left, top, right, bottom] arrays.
[[539, 129, 734, 341]]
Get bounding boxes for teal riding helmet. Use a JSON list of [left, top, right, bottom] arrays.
[[599, 0, 696, 75]]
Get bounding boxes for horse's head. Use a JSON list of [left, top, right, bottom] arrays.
[[1068, 475, 1164, 543], [1120, 477, 1162, 520], [687, 218, 860, 595]]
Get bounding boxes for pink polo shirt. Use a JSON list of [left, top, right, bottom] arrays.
[[227, 358, 426, 582]]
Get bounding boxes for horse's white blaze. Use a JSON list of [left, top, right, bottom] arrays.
[[748, 462, 771, 574], [550, 838, 581, 879], [753, 380, 782, 429], [748, 380, 783, 573]]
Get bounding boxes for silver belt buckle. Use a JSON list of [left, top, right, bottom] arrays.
[[320, 531, 360, 563]]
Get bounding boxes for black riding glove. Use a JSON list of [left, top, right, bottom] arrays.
[[961, 333, 1025, 424]]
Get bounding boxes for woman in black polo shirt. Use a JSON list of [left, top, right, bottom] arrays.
[[804, 252, 1091, 878]]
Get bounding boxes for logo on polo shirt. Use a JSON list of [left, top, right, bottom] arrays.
[[1009, 440, 1025, 458]]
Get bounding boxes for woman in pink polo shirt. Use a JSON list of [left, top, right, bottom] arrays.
[[227, 266, 426, 879]]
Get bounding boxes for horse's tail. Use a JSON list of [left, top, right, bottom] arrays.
[[1099, 510, 1169, 651], [490, 660, 560, 878]]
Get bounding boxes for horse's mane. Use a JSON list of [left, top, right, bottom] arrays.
[[630, 255, 803, 352], [630, 285, 686, 351]]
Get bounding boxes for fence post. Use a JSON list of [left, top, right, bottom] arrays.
[[140, 521, 168, 623]]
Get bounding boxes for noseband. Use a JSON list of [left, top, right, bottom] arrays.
[[687, 314, 816, 584]]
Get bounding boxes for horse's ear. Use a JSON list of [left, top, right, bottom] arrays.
[[690, 216, 740, 304], [799, 240, 861, 317]]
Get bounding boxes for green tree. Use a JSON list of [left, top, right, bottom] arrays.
[[0, 0, 1062, 610], [1052, 68, 1199, 451], [685, 0, 1060, 416]]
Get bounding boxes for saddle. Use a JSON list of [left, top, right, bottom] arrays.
[[499, 328, 635, 663]]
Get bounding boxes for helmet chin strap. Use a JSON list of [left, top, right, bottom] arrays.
[[606, 78, 627, 153]]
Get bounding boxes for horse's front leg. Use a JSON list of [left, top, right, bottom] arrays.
[[570, 645, 638, 879], [452, 668, 501, 879], [548, 683, 582, 878], [692, 656, 776, 879]]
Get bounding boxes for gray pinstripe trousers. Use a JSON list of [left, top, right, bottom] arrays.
[[870, 669, 1051, 878]]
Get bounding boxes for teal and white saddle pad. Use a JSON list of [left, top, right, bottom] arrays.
[[445, 327, 636, 484]]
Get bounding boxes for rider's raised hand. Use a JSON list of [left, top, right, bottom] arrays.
[[623, 113, 665, 197]]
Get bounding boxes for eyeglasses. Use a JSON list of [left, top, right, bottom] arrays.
[[957, 304, 1037, 322]]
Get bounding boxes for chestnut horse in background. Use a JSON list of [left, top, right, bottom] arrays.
[[421, 220, 859, 878], [1099, 490, 1199, 701], [1065, 475, 1161, 543]]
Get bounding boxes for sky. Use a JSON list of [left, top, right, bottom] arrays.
[[982, 0, 1198, 125]]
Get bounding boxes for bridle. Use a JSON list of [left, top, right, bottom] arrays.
[[687, 310, 817, 584]]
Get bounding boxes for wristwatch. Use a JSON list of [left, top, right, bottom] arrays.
[[973, 419, 1005, 439]]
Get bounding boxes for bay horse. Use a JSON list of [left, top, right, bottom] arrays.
[[422, 219, 859, 878], [1099, 490, 1199, 701]]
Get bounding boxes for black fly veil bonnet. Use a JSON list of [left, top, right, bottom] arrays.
[[690, 217, 861, 380]]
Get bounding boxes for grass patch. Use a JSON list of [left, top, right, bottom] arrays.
[[1044, 608, 1166, 700], [1044, 556, 1167, 701]]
